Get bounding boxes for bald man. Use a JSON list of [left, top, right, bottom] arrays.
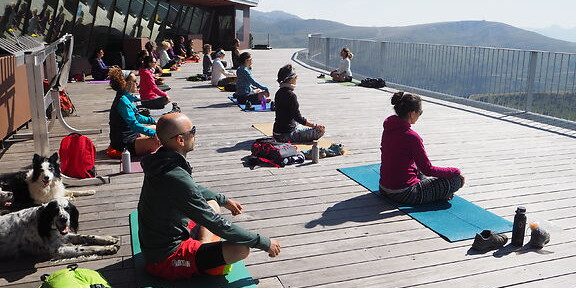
[[138, 113, 280, 280]]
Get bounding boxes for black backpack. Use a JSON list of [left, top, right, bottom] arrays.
[[250, 137, 300, 167], [359, 78, 386, 88]]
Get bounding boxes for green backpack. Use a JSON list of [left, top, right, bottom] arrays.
[[39, 264, 111, 288]]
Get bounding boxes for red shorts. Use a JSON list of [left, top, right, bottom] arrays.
[[145, 221, 202, 280]]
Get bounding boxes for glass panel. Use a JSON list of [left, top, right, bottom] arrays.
[[140, 0, 155, 39], [127, 0, 144, 38], [235, 8, 244, 42], [74, 0, 97, 55], [181, 6, 194, 35]]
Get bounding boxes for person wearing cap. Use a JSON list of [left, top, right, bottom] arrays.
[[233, 52, 270, 105], [211, 49, 236, 87], [138, 113, 281, 280], [108, 68, 160, 156], [273, 64, 325, 143]]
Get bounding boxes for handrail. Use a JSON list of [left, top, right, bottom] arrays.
[[304, 34, 576, 123]]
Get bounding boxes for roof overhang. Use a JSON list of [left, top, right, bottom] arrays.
[[170, 0, 259, 7]]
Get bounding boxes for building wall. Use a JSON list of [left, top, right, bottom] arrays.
[[0, 0, 250, 57]]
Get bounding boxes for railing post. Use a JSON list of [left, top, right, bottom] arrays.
[[380, 41, 387, 78], [25, 51, 50, 156], [325, 37, 331, 71], [525, 51, 538, 112]]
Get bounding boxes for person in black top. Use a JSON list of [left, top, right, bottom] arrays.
[[231, 38, 241, 69], [273, 64, 325, 143]]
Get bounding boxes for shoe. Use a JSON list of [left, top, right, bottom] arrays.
[[528, 224, 550, 249], [471, 230, 508, 252], [270, 101, 275, 111], [244, 101, 254, 110], [170, 102, 181, 113], [317, 74, 325, 79]]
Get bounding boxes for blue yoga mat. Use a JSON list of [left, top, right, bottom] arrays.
[[337, 164, 513, 242], [227, 95, 272, 112], [129, 211, 257, 288]]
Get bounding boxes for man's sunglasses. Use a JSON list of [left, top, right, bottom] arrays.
[[170, 126, 196, 139]]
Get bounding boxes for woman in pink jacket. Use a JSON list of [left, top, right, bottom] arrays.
[[379, 91, 465, 205], [139, 56, 170, 109]]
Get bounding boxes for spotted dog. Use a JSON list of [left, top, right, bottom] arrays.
[[0, 198, 119, 260]]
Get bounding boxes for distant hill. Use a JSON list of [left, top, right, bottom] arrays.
[[250, 10, 576, 53], [528, 25, 576, 43]]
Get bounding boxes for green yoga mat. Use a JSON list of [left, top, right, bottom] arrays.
[[337, 164, 513, 242], [323, 79, 359, 86], [129, 211, 258, 288]]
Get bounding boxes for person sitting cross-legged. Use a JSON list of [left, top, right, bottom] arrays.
[[273, 64, 325, 143], [379, 91, 465, 205], [138, 113, 281, 280]]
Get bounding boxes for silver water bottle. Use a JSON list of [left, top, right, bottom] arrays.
[[311, 140, 319, 164], [121, 148, 131, 173]]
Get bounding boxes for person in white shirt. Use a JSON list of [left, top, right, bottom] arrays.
[[330, 47, 354, 82], [211, 50, 236, 87]]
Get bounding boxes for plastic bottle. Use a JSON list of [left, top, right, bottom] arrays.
[[511, 206, 527, 246], [528, 222, 550, 249], [121, 148, 131, 173], [311, 140, 319, 164], [261, 96, 266, 110]]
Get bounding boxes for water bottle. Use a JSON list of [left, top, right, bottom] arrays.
[[528, 222, 550, 249], [311, 140, 319, 164], [511, 206, 527, 246], [121, 148, 131, 173], [260, 96, 266, 110]]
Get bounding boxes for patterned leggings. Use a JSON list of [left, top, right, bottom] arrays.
[[381, 175, 463, 205], [274, 125, 325, 143]]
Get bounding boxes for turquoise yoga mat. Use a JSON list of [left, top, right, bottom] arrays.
[[337, 164, 513, 242], [227, 95, 272, 112], [129, 211, 258, 288]]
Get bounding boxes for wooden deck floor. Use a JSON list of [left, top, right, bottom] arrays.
[[2, 49, 576, 288]]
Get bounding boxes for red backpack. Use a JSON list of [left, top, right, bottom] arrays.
[[59, 133, 96, 179], [59, 90, 76, 117], [250, 137, 299, 167]]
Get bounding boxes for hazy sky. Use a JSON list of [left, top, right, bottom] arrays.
[[254, 0, 576, 29]]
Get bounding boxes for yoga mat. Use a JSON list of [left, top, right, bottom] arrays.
[[323, 79, 359, 86], [148, 105, 174, 116], [251, 122, 333, 151], [87, 80, 110, 84], [337, 164, 513, 242], [129, 211, 258, 288], [227, 96, 272, 112]]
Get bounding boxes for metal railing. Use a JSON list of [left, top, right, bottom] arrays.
[[303, 34, 576, 123]]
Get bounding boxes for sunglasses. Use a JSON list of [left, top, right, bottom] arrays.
[[170, 126, 196, 139]]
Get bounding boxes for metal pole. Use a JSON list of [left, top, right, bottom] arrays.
[[325, 37, 331, 71], [525, 51, 538, 112], [25, 51, 50, 156]]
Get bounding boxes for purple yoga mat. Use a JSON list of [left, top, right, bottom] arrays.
[[88, 80, 110, 84]]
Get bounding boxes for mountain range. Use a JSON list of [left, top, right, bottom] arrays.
[[250, 10, 576, 53]]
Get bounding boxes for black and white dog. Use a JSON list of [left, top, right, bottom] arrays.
[[0, 198, 119, 260], [0, 153, 95, 208]]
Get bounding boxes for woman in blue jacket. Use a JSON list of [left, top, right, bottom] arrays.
[[108, 68, 160, 156], [233, 52, 270, 104]]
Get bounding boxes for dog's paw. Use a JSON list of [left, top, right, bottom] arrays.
[[96, 244, 120, 256], [102, 235, 119, 245]]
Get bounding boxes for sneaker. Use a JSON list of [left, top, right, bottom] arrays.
[[317, 73, 325, 79], [244, 101, 254, 110], [471, 230, 508, 252], [170, 102, 181, 113]]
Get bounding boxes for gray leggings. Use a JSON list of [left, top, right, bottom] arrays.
[[381, 174, 463, 205], [274, 126, 324, 143]]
